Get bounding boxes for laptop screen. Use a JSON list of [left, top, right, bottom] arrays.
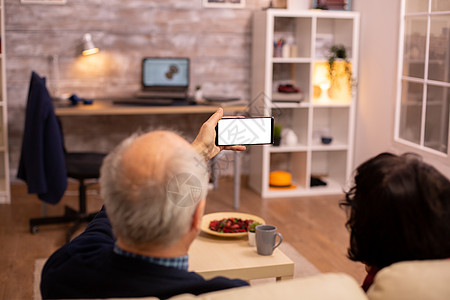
[[142, 57, 189, 88]]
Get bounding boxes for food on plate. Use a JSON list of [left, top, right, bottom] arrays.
[[209, 218, 254, 233]]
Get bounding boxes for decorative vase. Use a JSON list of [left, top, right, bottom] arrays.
[[287, 0, 310, 10], [194, 89, 203, 101], [281, 128, 298, 146]]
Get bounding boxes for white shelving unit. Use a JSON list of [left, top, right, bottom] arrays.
[[249, 9, 359, 198], [0, 0, 10, 204]]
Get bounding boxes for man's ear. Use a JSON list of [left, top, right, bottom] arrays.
[[191, 198, 206, 232]]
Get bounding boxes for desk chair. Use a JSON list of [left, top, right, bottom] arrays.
[[18, 71, 106, 242]]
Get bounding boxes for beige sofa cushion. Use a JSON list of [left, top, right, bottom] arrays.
[[171, 273, 367, 300], [368, 259, 450, 300]]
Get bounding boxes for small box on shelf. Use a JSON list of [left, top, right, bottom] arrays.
[[272, 92, 303, 103]]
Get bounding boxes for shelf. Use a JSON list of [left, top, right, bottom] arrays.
[[266, 184, 308, 198], [312, 101, 351, 107], [264, 177, 344, 198], [250, 10, 358, 198], [272, 63, 310, 100], [267, 8, 359, 19], [311, 143, 348, 151], [272, 57, 312, 63], [270, 145, 308, 152], [308, 177, 345, 194], [271, 102, 308, 109], [272, 92, 304, 102]]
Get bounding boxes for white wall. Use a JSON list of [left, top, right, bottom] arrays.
[[352, 0, 401, 167], [353, 0, 450, 178]]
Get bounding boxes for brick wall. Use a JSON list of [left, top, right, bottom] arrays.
[[5, 0, 270, 174]]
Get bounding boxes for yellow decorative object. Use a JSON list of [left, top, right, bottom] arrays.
[[269, 170, 292, 187]]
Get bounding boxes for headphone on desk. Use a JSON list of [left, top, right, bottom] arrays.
[[69, 94, 93, 105]]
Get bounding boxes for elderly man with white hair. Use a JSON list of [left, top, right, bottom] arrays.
[[41, 108, 247, 299]]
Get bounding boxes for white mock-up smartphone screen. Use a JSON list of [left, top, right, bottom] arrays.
[[215, 117, 274, 146]]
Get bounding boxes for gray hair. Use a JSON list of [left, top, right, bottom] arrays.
[[100, 131, 209, 249]]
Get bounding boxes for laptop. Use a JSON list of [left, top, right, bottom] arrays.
[[136, 57, 189, 99], [114, 57, 190, 106]]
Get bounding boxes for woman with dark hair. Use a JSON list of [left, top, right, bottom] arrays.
[[341, 152, 450, 292]]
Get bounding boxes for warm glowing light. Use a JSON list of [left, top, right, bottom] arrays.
[[82, 47, 99, 56], [72, 51, 113, 79], [50, 33, 101, 99], [313, 62, 331, 103], [313, 61, 352, 104], [81, 33, 99, 56]]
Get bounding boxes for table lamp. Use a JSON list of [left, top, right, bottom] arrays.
[[51, 33, 100, 99], [81, 33, 99, 56]]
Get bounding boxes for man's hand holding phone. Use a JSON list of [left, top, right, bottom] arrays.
[[192, 108, 247, 161], [215, 116, 274, 146]]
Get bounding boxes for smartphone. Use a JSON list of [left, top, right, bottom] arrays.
[[215, 117, 274, 146]]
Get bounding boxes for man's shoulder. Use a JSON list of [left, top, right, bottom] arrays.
[[172, 271, 248, 296], [121, 263, 248, 297], [203, 275, 249, 289], [41, 256, 248, 299], [202, 276, 249, 293]]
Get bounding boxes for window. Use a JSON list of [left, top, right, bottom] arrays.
[[395, 0, 450, 155]]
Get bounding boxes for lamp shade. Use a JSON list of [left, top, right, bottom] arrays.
[[81, 33, 99, 56]]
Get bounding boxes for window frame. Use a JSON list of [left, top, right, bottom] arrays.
[[394, 0, 450, 159]]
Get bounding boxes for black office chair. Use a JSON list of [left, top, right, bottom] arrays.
[[18, 71, 106, 242]]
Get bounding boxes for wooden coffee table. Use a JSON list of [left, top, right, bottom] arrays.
[[188, 233, 294, 281]]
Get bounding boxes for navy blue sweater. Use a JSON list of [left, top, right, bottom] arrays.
[[41, 208, 248, 299]]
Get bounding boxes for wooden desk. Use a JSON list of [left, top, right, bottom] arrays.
[[54, 99, 248, 116], [189, 233, 294, 281], [54, 99, 248, 209]]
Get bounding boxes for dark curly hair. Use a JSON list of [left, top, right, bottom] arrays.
[[341, 152, 450, 269]]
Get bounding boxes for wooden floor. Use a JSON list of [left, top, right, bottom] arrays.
[[0, 178, 366, 300]]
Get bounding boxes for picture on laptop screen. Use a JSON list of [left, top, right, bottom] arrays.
[[142, 57, 189, 88]]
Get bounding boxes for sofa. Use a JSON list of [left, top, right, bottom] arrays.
[[103, 259, 450, 300]]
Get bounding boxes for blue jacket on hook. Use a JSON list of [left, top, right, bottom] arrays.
[[17, 71, 67, 204]]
